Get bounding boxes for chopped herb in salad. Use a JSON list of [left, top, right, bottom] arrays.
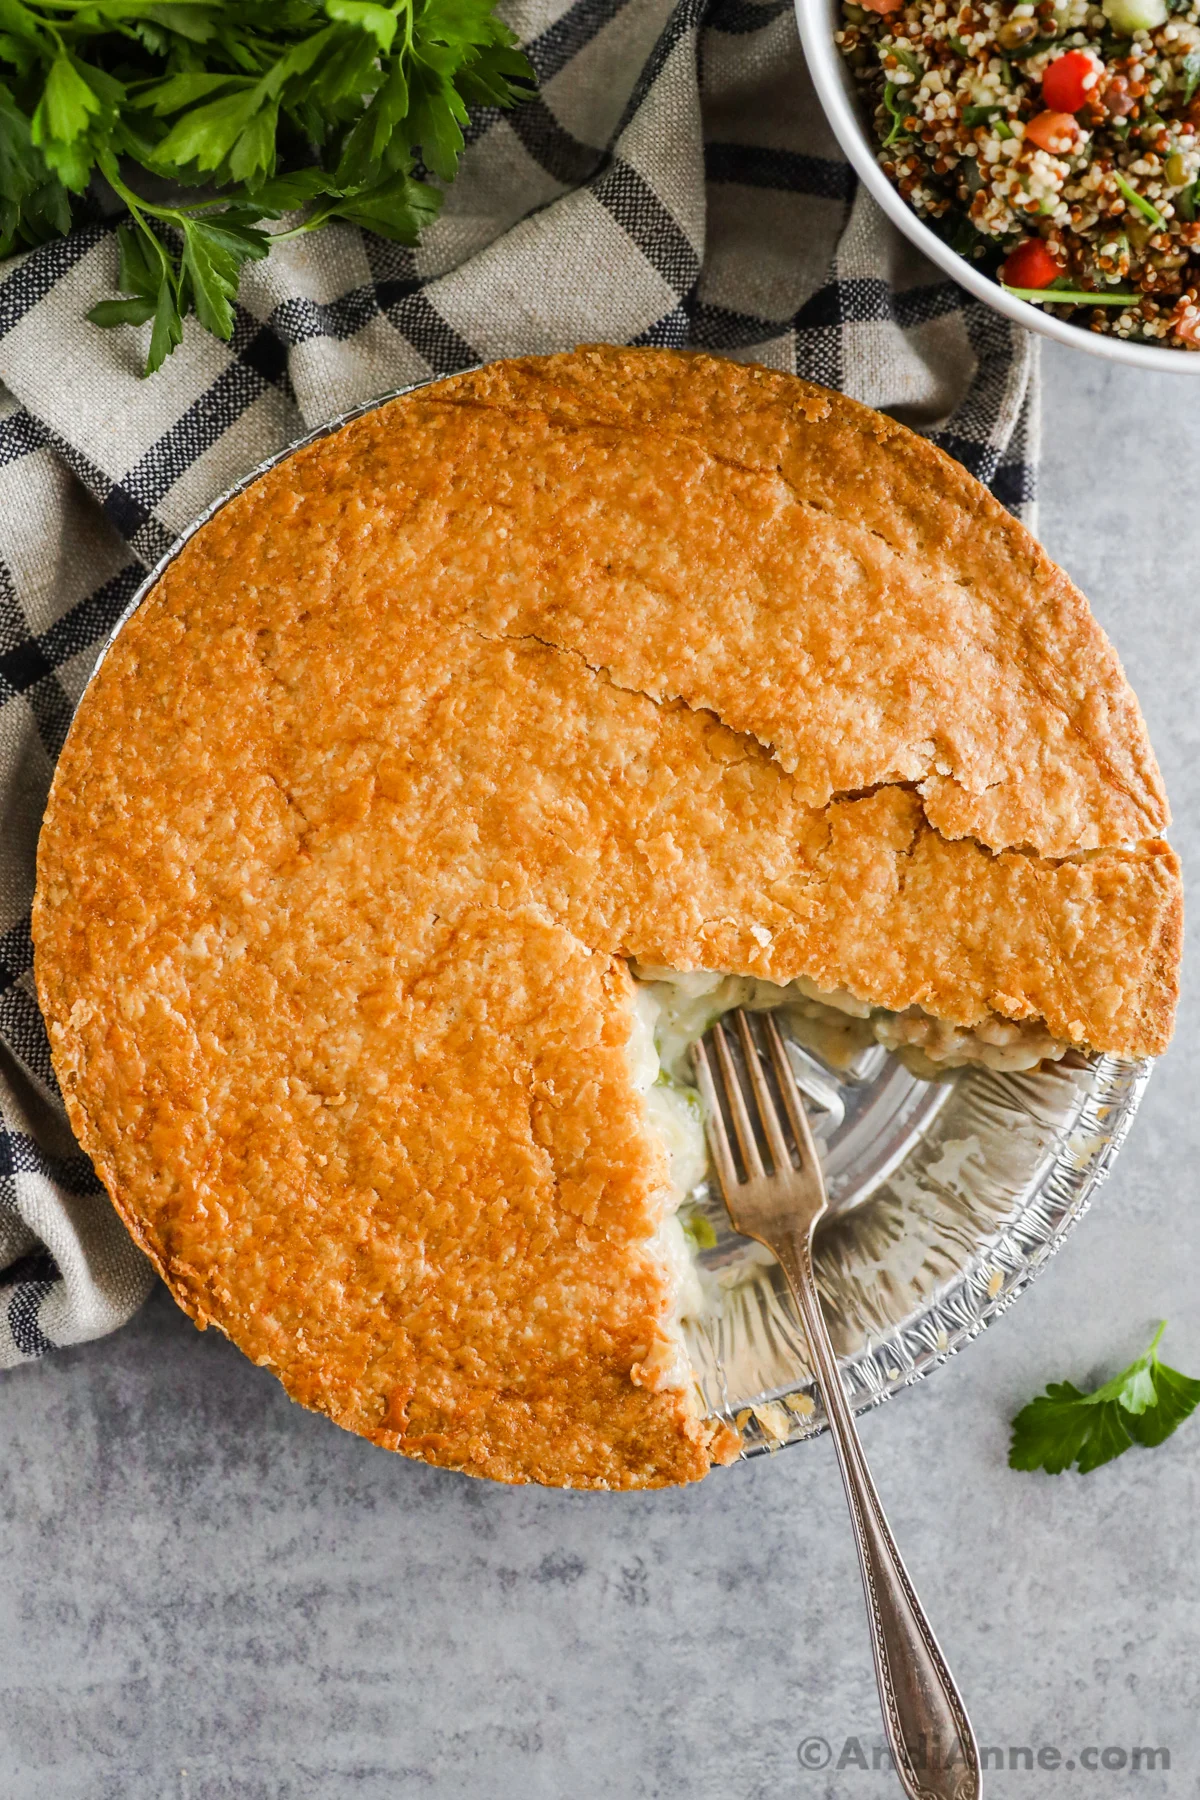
[[836, 0, 1200, 349]]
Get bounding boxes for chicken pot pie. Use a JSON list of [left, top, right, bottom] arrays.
[[34, 347, 1182, 1489]]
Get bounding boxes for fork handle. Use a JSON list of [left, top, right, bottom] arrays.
[[776, 1226, 982, 1800]]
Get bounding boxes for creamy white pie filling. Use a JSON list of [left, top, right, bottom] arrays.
[[634, 965, 1070, 1079], [871, 1009, 1069, 1075], [622, 989, 719, 1394], [626, 964, 1071, 1361], [627, 990, 709, 1310]]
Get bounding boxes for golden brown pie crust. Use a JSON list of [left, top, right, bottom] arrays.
[[33, 347, 1182, 1488]]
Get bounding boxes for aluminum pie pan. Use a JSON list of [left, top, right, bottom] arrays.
[[685, 1046, 1150, 1459], [85, 375, 1153, 1464]]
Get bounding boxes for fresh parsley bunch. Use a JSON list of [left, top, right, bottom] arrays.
[[1010, 1322, 1200, 1476], [0, 0, 535, 373]]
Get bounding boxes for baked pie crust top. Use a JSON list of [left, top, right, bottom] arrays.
[[33, 348, 1182, 1487]]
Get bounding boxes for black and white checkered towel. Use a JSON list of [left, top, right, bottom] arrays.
[[0, 0, 1039, 1366]]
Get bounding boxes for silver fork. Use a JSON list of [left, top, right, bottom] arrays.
[[692, 1009, 982, 1800]]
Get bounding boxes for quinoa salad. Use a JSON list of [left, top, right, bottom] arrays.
[[836, 0, 1200, 348]]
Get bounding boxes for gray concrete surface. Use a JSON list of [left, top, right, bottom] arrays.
[[1, 338, 1197, 1799]]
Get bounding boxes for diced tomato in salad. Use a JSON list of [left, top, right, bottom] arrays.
[[1024, 109, 1081, 152], [1040, 50, 1102, 114], [1000, 240, 1063, 289]]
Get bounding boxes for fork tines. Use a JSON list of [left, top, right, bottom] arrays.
[[691, 1009, 819, 1194]]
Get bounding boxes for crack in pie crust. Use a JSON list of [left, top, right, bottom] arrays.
[[33, 348, 1182, 1488]]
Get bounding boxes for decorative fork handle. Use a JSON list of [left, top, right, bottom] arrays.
[[774, 1225, 982, 1800]]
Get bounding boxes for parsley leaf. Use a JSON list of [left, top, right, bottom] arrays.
[[0, 0, 536, 375], [881, 82, 911, 149], [32, 53, 101, 146], [1183, 47, 1200, 104], [887, 43, 924, 77], [180, 213, 270, 338], [308, 167, 440, 241], [146, 276, 184, 376], [1126, 1358, 1200, 1446], [1010, 1323, 1200, 1475]]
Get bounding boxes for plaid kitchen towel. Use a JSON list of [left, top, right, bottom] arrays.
[[0, 0, 1040, 1367]]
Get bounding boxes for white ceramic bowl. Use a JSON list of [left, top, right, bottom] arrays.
[[796, 0, 1200, 372]]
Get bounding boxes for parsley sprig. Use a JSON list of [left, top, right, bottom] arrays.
[[0, 0, 535, 373], [1009, 1322, 1200, 1476]]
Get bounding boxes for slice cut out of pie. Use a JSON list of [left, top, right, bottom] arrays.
[[33, 348, 1182, 1489]]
